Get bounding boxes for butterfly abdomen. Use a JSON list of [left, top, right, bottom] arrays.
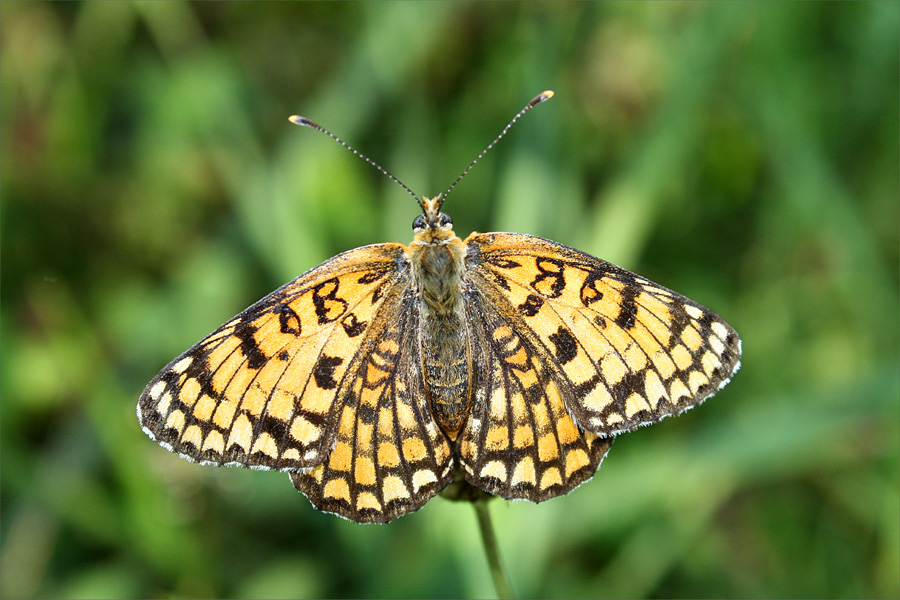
[[412, 238, 473, 440], [422, 313, 471, 440]]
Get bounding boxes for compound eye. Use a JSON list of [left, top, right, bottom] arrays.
[[412, 215, 426, 230], [437, 213, 453, 228]]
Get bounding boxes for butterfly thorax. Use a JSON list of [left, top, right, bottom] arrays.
[[408, 197, 472, 441]]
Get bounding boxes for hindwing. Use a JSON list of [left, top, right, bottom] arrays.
[[460, 292, 613, 501], [290, 287, 454, 522]]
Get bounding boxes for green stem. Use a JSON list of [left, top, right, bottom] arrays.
[[473, 498, 514, 600]]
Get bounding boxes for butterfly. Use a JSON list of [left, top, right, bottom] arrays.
[[137, 91, 741, 523]]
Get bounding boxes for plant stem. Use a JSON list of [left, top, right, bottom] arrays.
[[473, 497, 514, 600]]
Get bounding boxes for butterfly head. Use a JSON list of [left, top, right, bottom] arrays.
[[412, 196, 456, 243]]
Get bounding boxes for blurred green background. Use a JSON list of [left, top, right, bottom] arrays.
[[2, 2, 898, 598]]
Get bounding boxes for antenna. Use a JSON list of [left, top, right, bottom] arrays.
[[288, 115, 423, 209], [290, 90, 555, 213], [438, 90, 554, 208]]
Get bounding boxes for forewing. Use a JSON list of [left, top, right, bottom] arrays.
[[137, 243, 410, 472], [466, 232, 741, 436], [290, 287, 454, 523], [459, 296, 613, 501]]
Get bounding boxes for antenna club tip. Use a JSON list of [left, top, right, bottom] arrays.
[[529, 90, 555, 107], [289, 115, 316, 127]]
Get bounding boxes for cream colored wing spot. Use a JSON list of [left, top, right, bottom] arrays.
[[687, 370, 710, 395], [708, 334, 725, 355], [480, 461, 508, 483], [149, 391, 173, 422], [165, 410, 185, 434], [412, 469, 438, 492], [250, 432, 279, 458], [171, 357, 193, 374], [643, 370, 667, 409], [605, 412, 624, 427], [669, 378, 691, 403], [381, 476, 409, 503], [202, 430, 225, 455], [710, 321, 730, 340], [510, 457, 537, 486], [683, 305, 704, 320], [148, 380, 166, 401], [226, 413, 253, 454], [624, 393, 652, 419], [700, 351, 720, 377], [181, 424, 205, 449]]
